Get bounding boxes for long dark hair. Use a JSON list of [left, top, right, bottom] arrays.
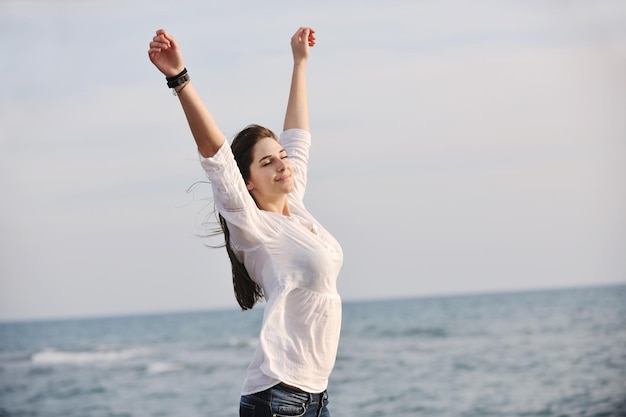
[[221, 124, 278, 310]]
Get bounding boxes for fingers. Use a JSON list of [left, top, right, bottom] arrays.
[[162, 30, 179, 50], [307, 28, 316, 47], [291, 27, 316, 48], [148, 29, 178, 54], [148, 30, 169, 66], [149, 30, 170, 50], [148, 33, 164, 64]]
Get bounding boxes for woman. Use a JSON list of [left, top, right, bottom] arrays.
[[148, 27, 343, 417]]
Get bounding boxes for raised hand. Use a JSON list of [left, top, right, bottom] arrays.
[[284, 27, 314, 131], [148, 29, 185, 78], [290, 27, 315, 64]]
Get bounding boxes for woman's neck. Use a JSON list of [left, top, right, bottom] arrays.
[[255, 195, 291, 216]]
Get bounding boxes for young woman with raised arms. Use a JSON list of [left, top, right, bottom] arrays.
[[148, 27, 343, 417]]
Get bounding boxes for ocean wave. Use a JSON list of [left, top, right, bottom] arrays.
[[227, 337, 259, 348], [146, 362, 184, 375], [31, 348, 150, 365]]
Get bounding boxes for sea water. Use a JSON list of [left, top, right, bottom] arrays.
[[1, 285, 625, 417]]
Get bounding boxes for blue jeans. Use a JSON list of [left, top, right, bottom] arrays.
[[239, 383, 330, 417]]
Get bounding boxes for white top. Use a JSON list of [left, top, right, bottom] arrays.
[[199, 128, 343, 395]]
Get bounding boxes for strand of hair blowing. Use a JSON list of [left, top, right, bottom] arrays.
[[219, 213, 263, 310]]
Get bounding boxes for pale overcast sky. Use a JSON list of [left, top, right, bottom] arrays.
[[1, 0, 625, 321]]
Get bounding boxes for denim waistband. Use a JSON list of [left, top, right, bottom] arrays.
[[276, 383, 326, 400], [253, 383, 326, 402]]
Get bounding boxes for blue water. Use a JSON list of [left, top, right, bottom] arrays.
[[1, 285, 625, 417]]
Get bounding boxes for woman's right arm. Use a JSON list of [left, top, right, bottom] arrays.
[[148, 29, 224, 158]]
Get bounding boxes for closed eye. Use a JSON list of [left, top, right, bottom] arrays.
[[259, 150, 288, 166]]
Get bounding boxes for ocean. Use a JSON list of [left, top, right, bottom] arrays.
[[1, 285, 625, 417]]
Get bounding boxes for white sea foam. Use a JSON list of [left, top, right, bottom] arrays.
[[31, 348, 150, 365], [146, 362, 184, 374]]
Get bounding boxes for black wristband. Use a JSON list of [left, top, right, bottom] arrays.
[[166, 67, 187, 81], [166, 68, 189, 88]]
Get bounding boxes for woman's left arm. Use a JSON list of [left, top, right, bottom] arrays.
[[283, 27, 315, 132]]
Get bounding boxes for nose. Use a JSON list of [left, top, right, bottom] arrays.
[[276, 158, 286, 171]]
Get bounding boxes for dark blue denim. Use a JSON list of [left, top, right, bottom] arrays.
[[240, 383, 330, 417]]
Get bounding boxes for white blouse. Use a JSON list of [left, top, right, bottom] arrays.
[[199, 128, 343, 395]]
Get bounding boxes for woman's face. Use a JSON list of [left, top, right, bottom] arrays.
[[246, 137, 294, 199]]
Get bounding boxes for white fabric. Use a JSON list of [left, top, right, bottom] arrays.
[[199, 129, 343, 395]]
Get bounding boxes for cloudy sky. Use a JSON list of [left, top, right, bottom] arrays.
[[1, 0, 625, 321]]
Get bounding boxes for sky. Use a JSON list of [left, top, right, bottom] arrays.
[[1, 0, 625, 321]]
